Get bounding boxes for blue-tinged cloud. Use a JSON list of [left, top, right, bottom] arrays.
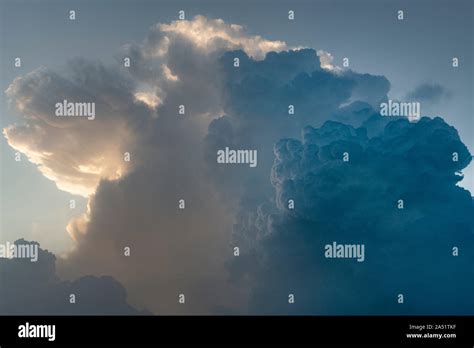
[[230, 117, 473, 314], [218, 48, 389, 132], [205, 48, 392, 204]]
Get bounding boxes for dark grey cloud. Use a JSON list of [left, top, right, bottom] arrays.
[[0, 239, 147, 315], [406, 83, 452, 103]]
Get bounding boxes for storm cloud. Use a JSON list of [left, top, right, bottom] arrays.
[[3, 15, 472, 315]]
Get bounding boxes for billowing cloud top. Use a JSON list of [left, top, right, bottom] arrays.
[[156, 15, 288, 59], [232, 117, 473, 314], [4, 16, 288, 197]]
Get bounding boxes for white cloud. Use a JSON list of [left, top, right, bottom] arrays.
[[3, 65, 142, 197], [317, 49, 342, 72], [155, 15, 288, 60]]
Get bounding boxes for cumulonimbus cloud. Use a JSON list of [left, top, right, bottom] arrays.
[[3, 15, 472, 315]]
